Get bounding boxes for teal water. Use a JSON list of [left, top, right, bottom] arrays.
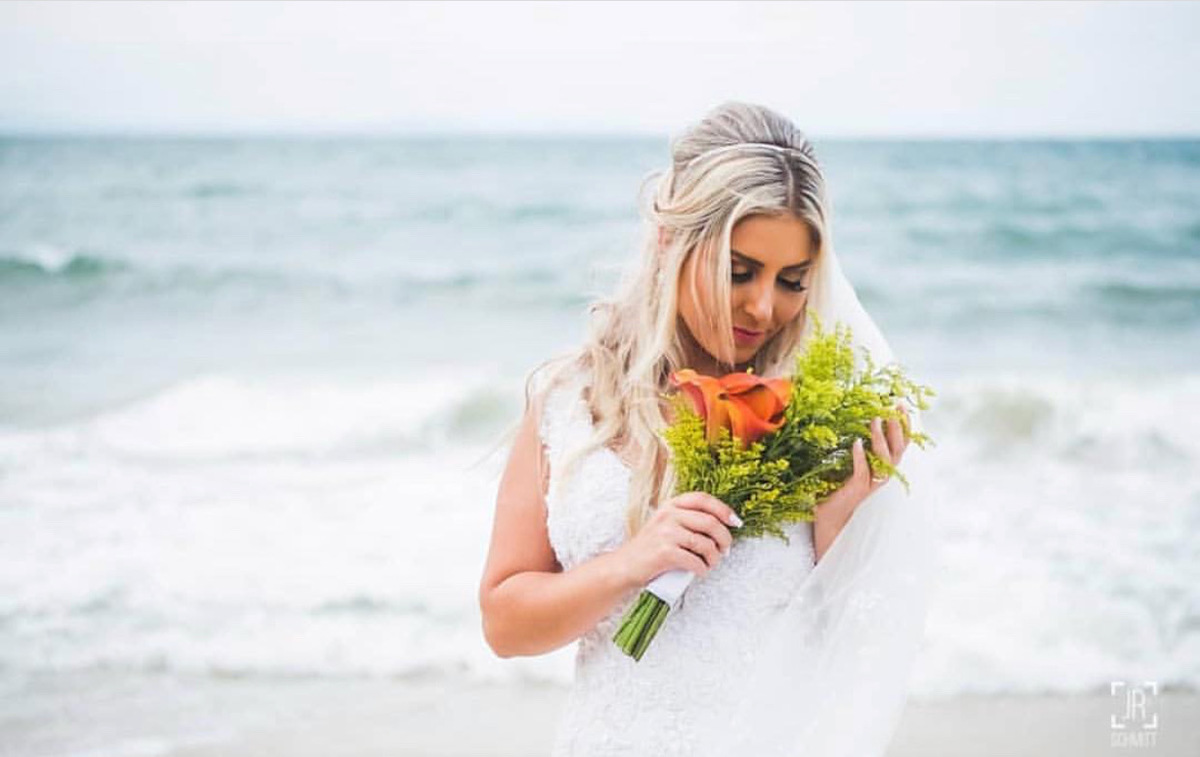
[[0, 137, 1197, 745], [2, 137, 1198, 425]]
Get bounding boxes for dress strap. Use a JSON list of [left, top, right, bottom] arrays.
[[531, 364, 591, 505]]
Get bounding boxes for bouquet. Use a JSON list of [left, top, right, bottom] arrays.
[[611, 315, 935, 662]]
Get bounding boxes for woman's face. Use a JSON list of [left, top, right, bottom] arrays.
[[677, 213, 816, 372]]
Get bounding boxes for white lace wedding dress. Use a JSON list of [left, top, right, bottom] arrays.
[[537, 366, 818, 757], [528, 231, 935, 757]]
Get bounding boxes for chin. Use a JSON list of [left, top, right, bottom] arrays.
[[734, 337, 775, 367], [734, 348, 760, 367]]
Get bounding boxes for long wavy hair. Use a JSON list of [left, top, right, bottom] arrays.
[[521, 101, 833, 538]]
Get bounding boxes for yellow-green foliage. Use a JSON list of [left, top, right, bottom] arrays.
[[662, 313, 935, 545]]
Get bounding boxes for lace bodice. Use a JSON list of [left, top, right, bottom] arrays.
[[535, 365, 817, 757]]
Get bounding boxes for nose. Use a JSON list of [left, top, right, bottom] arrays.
[[743, 280, 773, 327]]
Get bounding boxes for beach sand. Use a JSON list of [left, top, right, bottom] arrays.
[[5, 671, 1195, 756], [168, 680, 1199, 757], [79, 676, 1195, 757]]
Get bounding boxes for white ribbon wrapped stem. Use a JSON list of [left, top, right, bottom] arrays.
[[645, 567, 695, 607]]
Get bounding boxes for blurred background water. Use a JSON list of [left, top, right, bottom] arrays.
[[1, 136, 1198, 742]]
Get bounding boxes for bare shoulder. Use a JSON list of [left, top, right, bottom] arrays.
[[478, 363, 577, 604]]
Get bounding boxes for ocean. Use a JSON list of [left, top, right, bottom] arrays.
[[1, 136, 1198, 753]]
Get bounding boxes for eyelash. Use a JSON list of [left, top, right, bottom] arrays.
[[731, 270, 808, 293]]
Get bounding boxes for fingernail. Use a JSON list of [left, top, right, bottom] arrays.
[[854, 438, 863, 450], [729, 512, 744, 528]]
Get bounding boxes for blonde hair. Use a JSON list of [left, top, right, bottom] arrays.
[[522, 101, 832, 538]]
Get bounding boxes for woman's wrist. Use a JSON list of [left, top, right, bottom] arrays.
[[812, 511, 848, 563], [601, 545, 644, 594], [814, 504, 848, 534]]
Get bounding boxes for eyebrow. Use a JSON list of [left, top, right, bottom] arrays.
[[731, 249, 814, 273]]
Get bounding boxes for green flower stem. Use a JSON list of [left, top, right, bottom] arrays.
[[613, 590, 671, 662]]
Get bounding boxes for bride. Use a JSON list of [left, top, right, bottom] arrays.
[[479, 101, 936, 757]]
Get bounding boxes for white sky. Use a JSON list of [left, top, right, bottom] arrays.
[[1, 0, 1198, 137]]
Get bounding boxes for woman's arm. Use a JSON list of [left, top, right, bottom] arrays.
[[478, 396, 641, 658]]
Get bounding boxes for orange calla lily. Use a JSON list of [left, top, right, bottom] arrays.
[[670, 369, 791, 448]]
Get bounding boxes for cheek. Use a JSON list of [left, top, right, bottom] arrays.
[[775, 293, 808, 326], [727, 287, 745, 316]]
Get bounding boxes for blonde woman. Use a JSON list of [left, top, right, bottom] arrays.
[[479, 102, 936, 757]]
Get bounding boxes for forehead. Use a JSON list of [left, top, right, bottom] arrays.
[[729, 213, 816, 267]]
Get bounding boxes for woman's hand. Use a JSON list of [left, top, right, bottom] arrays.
[[616, 492, 740, 587], [815, 407, 911, 532]]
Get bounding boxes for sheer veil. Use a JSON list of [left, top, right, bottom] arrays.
[[694, 236, 939, 756]]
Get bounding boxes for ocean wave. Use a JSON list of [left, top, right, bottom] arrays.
[[185, 182, 260, 199], [98, 181, 264, 200], [1, 371, 1197, 696], [0, 610, 573, 687], [0, 246, 130, 280], [0, 369, 527, 462], [931, 373, 1200, 464], [68, 371, 510, 461], [1092, 281, 1200, 307], [0, 246, 314, 291], [903, 217, 1198, 260], [3, 367, 1196, 467], [910, 373, 1200, 696], [0, 244, 576, 308]]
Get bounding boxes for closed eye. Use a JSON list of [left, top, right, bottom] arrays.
[[731, 270, 808, 293]]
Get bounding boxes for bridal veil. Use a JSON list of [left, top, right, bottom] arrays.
[[693, 234, 940, 757]]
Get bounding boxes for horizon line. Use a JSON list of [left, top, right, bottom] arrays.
[[2, 127, 1199, 142]]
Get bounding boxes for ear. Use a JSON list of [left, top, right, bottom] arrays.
[[657, 226, 672, 251]]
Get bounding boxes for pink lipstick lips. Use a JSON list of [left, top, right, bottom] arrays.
[[733, 327, 763, 346]]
